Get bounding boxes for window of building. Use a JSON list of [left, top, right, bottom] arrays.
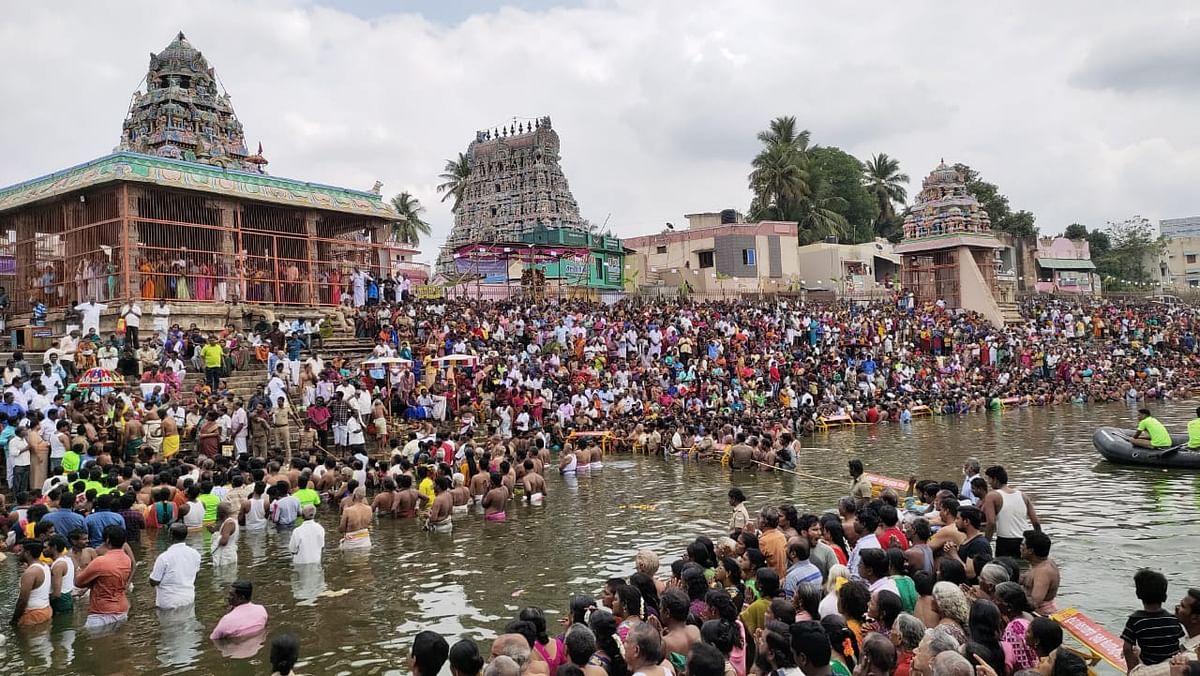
[[1188, 254, 1197, 264], [742, 248, 756, 266], [655, 245, 667, 254], [594, 256, 603, 279], [698, 251, 715, 268]]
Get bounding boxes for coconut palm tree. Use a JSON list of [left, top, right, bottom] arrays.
[[756, 116, 811, 155], [749, 144, 811, 221], [748, 116, 817, 222], [793, 194, 849, 245], [863, 153, 909, 238], [436, 153, 471, 212], [389, 192, 432, 245]]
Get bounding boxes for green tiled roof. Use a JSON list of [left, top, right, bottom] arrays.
[[0, 151, 395, 219], [1036, 258, 1096, 270]]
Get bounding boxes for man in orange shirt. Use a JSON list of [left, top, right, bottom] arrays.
[[757, 506, 788, 577], [74, 525, 133, 632]]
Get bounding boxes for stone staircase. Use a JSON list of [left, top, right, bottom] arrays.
[[997, 301, 1023, 325]]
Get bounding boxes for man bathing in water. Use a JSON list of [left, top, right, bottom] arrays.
[[449, 474, 471, 515], [426, 477, 454, 533], [521, 460, 546, 506], [469, 453, 491, 504], [392, 475, 424, 518], [339, 486, 372, 550], [482, 472, 509, 522], [372, 478, 397, 515]]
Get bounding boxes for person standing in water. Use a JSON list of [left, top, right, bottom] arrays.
[[426, 477, 454, 533], [482, 472, 509, 522], [209, 501, 239, 568], [521, 459, 547, 506], [339, 486, 373, 551]]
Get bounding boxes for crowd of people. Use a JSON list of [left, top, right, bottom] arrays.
[[394, 459, 1200, 676], [3, 292, 1200, 673]]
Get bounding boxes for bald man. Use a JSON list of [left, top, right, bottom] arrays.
[[490, 634, 548, 676], [338, 486, 373, 551]]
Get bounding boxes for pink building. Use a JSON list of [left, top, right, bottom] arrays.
[[1034, 237, 1097, 294]]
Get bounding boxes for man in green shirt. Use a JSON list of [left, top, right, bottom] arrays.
[[1188, 406, 1200, 450], [294, 474, 320, 511], [200, 335, 224, 392], [61, 444, 82, 473], [1132, 408, 1173, 450]]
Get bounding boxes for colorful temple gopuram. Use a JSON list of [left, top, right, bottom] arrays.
[[118, 32, 267, 173], [895, 161, 1016, 326], [436, 117, 588, 274], [0, 32, 419, 343]]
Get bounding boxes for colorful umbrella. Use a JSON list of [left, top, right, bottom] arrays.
[[76, 367, 123, 388]]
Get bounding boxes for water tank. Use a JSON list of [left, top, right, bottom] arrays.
[[720, 209, 738, 224]]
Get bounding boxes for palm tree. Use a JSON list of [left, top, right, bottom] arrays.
[[436, 153, 471, 212], [756, 116, 811, 155], [863, 153, 909, 238], [793, 194, 849, 245], [749, 143, 811, 221], [389, 192, 432, 245], [748, 116, 816, 222]]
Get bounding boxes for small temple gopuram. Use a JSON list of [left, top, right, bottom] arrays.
[[436, 117, 587, 274], [895, 161, 1014, 326], [0, 32, 419, 340], [118, 32, 267, 173]]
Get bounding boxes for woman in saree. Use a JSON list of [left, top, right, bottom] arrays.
[[139, 258, 156, 299]]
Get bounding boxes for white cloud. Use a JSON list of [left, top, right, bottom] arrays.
[[1, 0, 1199, 264]]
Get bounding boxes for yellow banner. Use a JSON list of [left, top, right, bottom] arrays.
[[415, 285, 444, 299]]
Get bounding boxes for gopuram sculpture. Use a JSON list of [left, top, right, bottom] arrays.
[[437, 116, 587, 274], [901, 160, 992, 241], [117, 32, 267, 174]]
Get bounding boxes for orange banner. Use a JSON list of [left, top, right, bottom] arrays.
[[1052, 607, 1127, 672]]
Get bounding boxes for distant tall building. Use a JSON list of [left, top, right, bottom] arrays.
[[1160, 216, 1200, 239], [118, 32, 268, 173], [437, 117, 586, 273]]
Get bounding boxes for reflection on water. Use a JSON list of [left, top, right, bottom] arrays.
[[1, 400, 1198, 674]]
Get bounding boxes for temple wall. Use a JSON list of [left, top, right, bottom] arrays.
[[957, 247, 1004, 326]]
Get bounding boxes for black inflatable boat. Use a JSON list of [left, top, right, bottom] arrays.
[[1092, 426, 1200, 469]]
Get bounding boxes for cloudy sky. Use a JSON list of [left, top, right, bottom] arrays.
[[2, 1, 1198, 262]]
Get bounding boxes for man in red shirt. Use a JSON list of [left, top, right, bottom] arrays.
[[74, 525, 133, 631], [878, 504, 910, 550]]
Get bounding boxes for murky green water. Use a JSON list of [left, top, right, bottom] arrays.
[[2, 401, 1198, 674]]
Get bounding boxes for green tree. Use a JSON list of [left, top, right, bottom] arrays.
[[1086, 229, 1111, 256], [436, 153, 471, 212], [388, 192, 432, 245], [748, 117, 815, 220], [808, 147, 879, 244], [953, 163, 1038, 237], [1063, 223, 1088, 240], [756, 115, 811, 155], [863, 153, 909, 241], [792, 194, 849, 245], [1092, 216, 1163, 289]]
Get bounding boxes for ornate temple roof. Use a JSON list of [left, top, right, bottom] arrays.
[[0, 152, 394, 219], [118, 32, 266, 174], [898, 160, 996, 248], [437, 116, 588, 273]]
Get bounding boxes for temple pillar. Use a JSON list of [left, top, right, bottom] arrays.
[[304, 211, 319, 306], [125, 185, 144, 299], [219, 201, 237, 303]]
